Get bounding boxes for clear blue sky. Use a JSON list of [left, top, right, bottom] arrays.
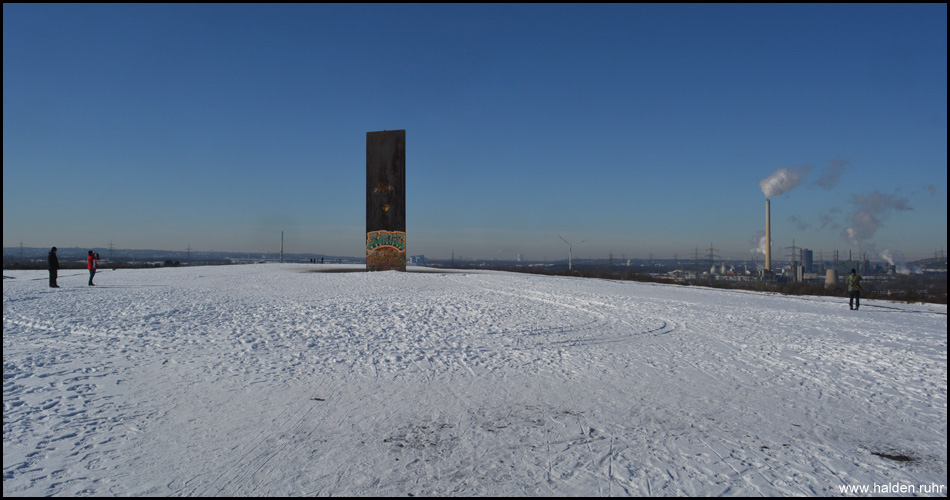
[[4, 4, 947, 262]]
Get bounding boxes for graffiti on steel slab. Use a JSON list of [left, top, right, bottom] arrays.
[[366, 231, 406, 252]]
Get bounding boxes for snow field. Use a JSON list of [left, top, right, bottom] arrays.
[[3, 264, 947, 496]]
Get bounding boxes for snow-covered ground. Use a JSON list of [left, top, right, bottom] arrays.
[[3, 264, 947, 496]]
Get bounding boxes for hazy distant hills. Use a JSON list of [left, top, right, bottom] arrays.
[[2, 247, 360, 265]]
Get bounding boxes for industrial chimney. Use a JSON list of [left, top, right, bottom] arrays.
[[765, 199, 771, 272]]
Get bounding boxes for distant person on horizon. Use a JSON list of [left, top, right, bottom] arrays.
[[847, 268, 862, 310], [87, 250, 100, 286], [48, 247, 60, 288]]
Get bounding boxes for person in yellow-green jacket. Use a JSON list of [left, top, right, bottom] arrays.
[[847, 268, 862, 310]]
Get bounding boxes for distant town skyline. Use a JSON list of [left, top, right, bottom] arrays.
[[4, 4, 947, 262], [4, 242, 945, 268]]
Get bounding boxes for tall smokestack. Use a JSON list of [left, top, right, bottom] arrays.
[[765, 199, 771, 271]]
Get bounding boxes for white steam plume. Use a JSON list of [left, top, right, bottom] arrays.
[[759, 165, 810, 198], [842, 191, 913, 245], [880, 249, 896, 266], [749, 231, 768, 256], [880, 249, 919, 275]]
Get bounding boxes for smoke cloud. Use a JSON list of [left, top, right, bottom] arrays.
[[880, 249, 920, 275], [812, 155, 850, 190], [749, 231, 768, 256], [759, 165, 810, 198], [788, 215, 810, 231], [842, 191, 913, 245], [818, 207, 842, 231]]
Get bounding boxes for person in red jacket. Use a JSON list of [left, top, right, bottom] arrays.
[[87, 250, 100, 286]]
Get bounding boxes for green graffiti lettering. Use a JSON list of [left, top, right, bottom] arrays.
[[366, 231, 406, 252]]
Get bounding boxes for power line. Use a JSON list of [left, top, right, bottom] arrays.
[[785, 239, 801, 266], [705, 243, 720, 269]]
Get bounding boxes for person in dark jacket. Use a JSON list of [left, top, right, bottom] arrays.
[[846, 268, 862, 310], [48, 247, 60, 288]]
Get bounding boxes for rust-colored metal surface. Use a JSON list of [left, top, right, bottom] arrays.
[[366, 130, 406, 271]]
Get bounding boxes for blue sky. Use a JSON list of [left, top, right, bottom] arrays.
[[3, 4, 947, 262]]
